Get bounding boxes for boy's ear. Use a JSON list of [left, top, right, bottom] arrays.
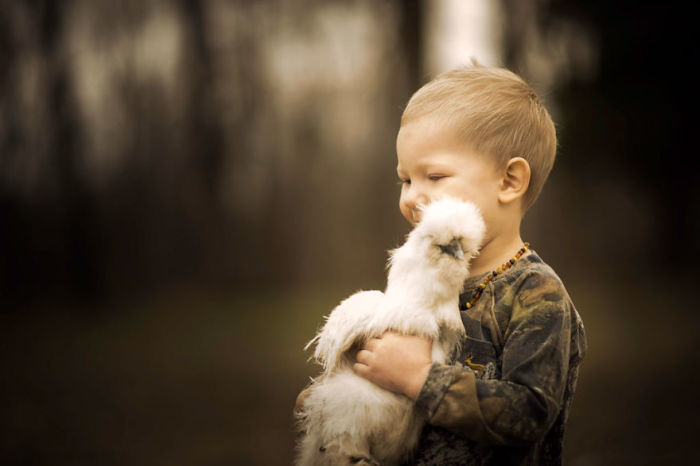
[[498, 157, 530, 205]]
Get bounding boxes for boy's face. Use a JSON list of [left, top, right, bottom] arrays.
[[396, 117, 502, 228]]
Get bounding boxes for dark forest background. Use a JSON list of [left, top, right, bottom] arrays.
[[1, 0, 698, 464]]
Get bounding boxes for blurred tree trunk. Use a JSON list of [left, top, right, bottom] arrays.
[[0, 0, 429, 306]]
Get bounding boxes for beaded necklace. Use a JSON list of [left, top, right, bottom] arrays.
[[463, 243, 530, 310]]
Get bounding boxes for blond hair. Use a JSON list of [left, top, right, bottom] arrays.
[[401, 65, 557, 211]]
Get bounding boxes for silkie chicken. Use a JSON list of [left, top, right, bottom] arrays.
[[296, 197, 486, 465]]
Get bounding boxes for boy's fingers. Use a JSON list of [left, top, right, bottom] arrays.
[[353, 362, 369, 378], [356, 349, 373, 365]]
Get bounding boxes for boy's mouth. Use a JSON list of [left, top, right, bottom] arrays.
[[411, 209, 421, 223]]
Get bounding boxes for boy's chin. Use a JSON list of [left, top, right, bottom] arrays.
[[401, 213, 420, 226]]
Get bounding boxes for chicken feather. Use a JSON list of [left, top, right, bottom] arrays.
[[297, 197, 485, 465]]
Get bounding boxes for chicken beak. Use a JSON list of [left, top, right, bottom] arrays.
[[439, 238, 464, 260]]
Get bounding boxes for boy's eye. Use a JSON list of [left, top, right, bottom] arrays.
[[428, 174, 445, 182], [397, 178, 411, 186]]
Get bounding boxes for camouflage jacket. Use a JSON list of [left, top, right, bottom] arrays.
[[405, 250, 587, 465]]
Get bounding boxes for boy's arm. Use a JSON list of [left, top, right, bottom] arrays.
[[414, 271, 582, 445]]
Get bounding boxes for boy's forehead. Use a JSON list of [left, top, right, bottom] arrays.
[[397, 117, 469, 155], [397, 125, 481, 170], [398, 116, 452, 141], [396, 149, 482, 174]]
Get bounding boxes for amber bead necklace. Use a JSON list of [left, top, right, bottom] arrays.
[[463, 243, 530, 310]]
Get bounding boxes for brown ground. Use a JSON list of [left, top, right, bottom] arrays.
[[1, 271, 698, 465]]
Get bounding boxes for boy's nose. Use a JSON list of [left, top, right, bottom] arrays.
[[404, 185, 429, 208], [402, 187, 429, 217]]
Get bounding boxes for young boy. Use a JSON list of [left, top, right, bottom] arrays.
[[297, 64, 586, 465]]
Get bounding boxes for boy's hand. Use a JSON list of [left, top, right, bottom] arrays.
[[295, 386, 313, 414], [353, 331, 432, 400]]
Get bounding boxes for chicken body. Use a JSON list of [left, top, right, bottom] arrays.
[[297, 198, 485, 465]]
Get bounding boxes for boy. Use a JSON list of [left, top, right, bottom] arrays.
[[297, 64, 586, 465]]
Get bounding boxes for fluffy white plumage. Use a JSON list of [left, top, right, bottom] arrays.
[[297, 197, 486, 465]]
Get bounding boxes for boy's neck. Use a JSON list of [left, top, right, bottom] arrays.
[[469, 229, 528, 277]]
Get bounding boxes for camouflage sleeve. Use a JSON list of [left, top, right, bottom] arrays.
[[415, 270, 573, 445]]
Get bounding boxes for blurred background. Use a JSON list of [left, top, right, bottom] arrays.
[[1, 0, 698, 464]]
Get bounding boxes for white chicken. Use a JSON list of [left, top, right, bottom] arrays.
[[296, 197, 486, 465]]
